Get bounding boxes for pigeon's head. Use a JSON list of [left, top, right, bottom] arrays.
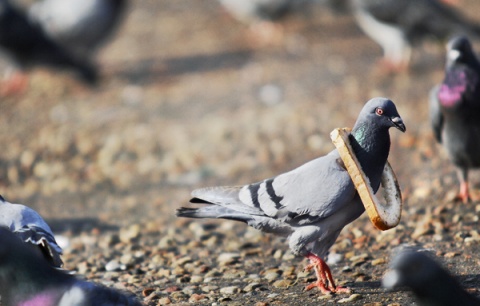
[[357, 98, 406, 133], [382, 251, 441, 291], [446, 36, 476, 67]]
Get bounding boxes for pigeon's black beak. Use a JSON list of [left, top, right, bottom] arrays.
[[390, 116, 406, 132]]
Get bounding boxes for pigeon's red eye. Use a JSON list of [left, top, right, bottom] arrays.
[[375, 108, 384, 116]]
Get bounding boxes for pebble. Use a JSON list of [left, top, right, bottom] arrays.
[[243, 282, 262, 292], [338, 294, 362, 303], [105, 260, 124, 272], [272, 279, 292, 288], [220, 286, 241, 295], [157, 297, 172, 305], [119, 224, 141, 243], [217, 252, 241, 266]]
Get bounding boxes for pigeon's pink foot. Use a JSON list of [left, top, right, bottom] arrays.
[[304, 253, 350, 294], [0, 72, 28, 96], [455, 181, 471, 204]]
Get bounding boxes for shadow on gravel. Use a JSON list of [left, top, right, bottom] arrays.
[[109, 49, 254, 84], [46, 217, 119, 234]]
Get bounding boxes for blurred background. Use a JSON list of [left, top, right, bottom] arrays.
[[0, 0, 479, 304]]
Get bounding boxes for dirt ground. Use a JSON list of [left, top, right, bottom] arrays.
[[0, 0, 479, 305]]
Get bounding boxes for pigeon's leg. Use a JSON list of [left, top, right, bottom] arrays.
[[304, 253, 350, 294], [0, 70, 28, 96], [456, 169, 470, 203]]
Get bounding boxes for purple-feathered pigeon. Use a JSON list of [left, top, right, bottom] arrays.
[[352, 0, 480, 71], [430, 36, 480, 203], [177, 97, 406, 294], [0, 227, 142, 306]]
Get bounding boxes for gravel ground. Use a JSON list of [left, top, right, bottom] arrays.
[[0, 1, 480, 305]]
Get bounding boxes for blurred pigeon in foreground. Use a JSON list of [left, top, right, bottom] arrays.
[[0, 227, 142, 306], [0, 0, 97, 92], [0, 195, 63, 267], [430, 36, 480, 203], [177, 97, 406, 294], [383, 250, 480, 306], [29, 0, 128, 59], [352, 0, 480, 71]]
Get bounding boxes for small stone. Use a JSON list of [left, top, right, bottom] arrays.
[[217, 252, 240, 266], [363, 303, 383, 306], [201, 285, 219, 293], [189, 293, 207, 302], [371, 258, 386, 266], [105, 260, 123, 272], [157, 297, 171, 305], [220, 286, 241, 295], [255, 302, 269, 306], [243, 282, 262, 292], [119, 224, 141, 243], [190, 275, 204, 283], [272, 279, 292, 288], [338, 294, 362, 303]]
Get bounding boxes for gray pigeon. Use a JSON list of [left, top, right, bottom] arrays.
[[429, 36, 480, 203], [177, 97, 406, 294], [28, 0, 127, 59], [218, 0, 309, 23], [0, 195, 63, 267], [383, 250, 480, 306], [0, 227, 142, 306], [0, 0, 98, 86], [352, 0, 480, 71]]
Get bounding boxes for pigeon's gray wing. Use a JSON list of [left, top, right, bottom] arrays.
[[0, 201, 63, 266], [198, 150, 357, 225], [247, 151, 357, 225], [429, 84, 444, 143]]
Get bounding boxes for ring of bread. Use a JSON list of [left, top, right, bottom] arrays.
[[330, 128, 402, 230]]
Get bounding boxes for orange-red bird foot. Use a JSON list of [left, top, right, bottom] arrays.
[[304, 253, 350, 294]]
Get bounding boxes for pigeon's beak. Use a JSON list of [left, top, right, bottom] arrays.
[[390, 116, 406, 132], [382, 269, 401, 289]]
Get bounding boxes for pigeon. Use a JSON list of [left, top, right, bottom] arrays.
[[0, 227, 142, 306], [429, 36, 480, 203], [0, 0, 97, 87], [382, 250, 480, 306], [351, 0, 480, 71], [28, 0, 128, 59], [0, 194, 63, 267], [218, 0, 305, 23], [177, 97, 406, 294]]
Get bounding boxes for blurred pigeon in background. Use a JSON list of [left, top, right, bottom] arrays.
[[218, 0, 311, 44], [429, 36, 480, 203], [351, 0, 480, 71], [29, 0, 128, 59], [177, 97, 406, 294], [0, 0, 97, 94], [383, 250, 480, 306], [0, 195, 63, 267], [0, 227, 142, 306]]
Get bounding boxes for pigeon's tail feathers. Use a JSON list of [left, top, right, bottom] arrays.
[[14, 225, 63, 267], [191, 186, 243, 205], [190, 186, 264, 215], [176, 206, 251, 224]]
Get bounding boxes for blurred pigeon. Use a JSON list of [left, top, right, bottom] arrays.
[[429, 36, 480, 203], [0, 0, 97, 89], [177, 97, 406, 294], [0, 227, 142, 306], [383, 250, 480, 306], [29, 0, 128, 58], [0, 195, 63, 267], [351, 0, 480, 71]]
